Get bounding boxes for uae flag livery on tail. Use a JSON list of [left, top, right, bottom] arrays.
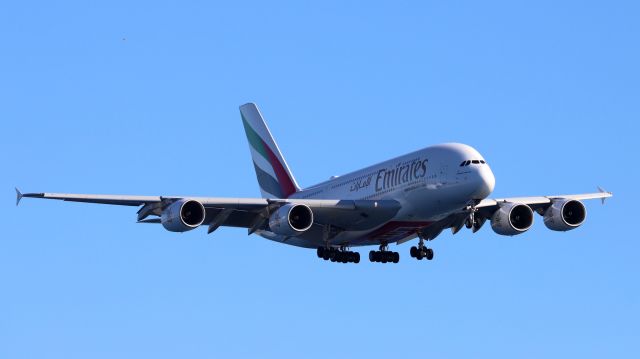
[[240, 103, 300, 199]]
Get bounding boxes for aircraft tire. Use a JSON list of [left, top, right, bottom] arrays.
[[426, 248, 434, 260]]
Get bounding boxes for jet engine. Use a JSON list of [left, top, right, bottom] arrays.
[[161, 199, 206, 232], [268, 203, 314, 236], [543, 199, 586, 231], [491, 202, 534, 236]]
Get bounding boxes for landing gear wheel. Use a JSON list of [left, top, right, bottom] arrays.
[[368, 244, 399, 263], [317, 227, 362, 264], [426, 248, 434, 260], [318, 247, 360, 264], [413, 233, 435, 262]]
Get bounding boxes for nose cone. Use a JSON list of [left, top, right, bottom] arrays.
[[472, 165, 495, 199]]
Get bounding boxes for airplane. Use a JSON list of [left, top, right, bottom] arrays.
[[16, 103, 612, 264]]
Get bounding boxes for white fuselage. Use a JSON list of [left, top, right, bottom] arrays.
[[258, 143, 496, 248]]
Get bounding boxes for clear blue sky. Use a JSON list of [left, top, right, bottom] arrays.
[[1, 1, 638, 358]]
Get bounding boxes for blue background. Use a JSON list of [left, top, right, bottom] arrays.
[[1, 1, 638, 358]]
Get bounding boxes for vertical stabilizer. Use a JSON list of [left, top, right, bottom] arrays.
[[240, 103, 300, 198]]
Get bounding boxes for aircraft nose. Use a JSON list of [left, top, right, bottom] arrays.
[[472, 165, 495, 199]]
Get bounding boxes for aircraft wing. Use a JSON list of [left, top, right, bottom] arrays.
[[16, 190, 161, 206], [15, 189, 401, 234], [475, 189, 613, 214], [397, 189, 613, 245]]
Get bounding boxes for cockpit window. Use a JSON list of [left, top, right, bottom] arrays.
[[461, 159, 487, 166]]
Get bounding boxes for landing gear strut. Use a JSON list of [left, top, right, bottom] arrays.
[[317, 246, 360, 264], [464, 200, 484, 232], [410, 235, 434, 261], [369, 243, 400, 264]]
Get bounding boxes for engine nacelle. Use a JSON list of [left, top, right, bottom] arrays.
[[491, 202, 534, 236], [543, 199, 586, 231], [268, 203, 314, 236], [161, 199, 206, 232]]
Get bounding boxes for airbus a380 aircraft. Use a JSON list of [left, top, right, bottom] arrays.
[[17, 103, 612, 264]]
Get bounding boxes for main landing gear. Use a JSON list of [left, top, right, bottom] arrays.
[[369, 243, 400, 264], [317, 246, 360, 264], [410, 235, 434, 261]]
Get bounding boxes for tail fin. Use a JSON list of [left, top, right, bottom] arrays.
[[240, 103, 300, 198]]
